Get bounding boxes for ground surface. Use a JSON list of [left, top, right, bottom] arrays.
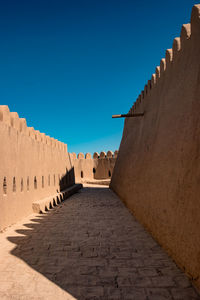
[[0, 185, 199, 300]]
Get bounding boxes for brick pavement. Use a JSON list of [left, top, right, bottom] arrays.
[[0, 185, 199, 300]]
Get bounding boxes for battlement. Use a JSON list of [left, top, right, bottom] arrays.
[[71, 150, 118, 160], [0, 105, 67, 152], [70, 150, 118, 181], [0, 106, 73, 230], [129, 4, 200, 115]]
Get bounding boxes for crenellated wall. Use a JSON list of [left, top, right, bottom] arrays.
[[0, 105, 74, 231], [111, 4, 200, 288], [71, 150, 118, 182]]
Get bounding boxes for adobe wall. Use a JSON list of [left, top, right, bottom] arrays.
[[111, 4, 200, 288], [70, 150, 118, 182], [0, 105, 74, 231]]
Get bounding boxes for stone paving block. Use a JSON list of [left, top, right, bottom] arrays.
[[173, 274, 192, 288], [170, 287, 200, 299], [131, 276, 152, 287], [79, 258, 107, 268], [117, 276, 132, 287], [99, 275, 116, 286], [151, 276, 176, 287], [121, 287, 147, 300], [79, 286, 104, 298], [156, 266, 182, 276], [82, 250, 99, 258], [145, 287, 173, 299], [104, 287, 122, 300], [117, 267, 138, 276], [79, 266, 99, 276], [98, 266, 119, 277], [124, 258, 145, 268], [138, 267, 158, 277]]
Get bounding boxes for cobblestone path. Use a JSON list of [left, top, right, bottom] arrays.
[[0, 186, 199, 300]]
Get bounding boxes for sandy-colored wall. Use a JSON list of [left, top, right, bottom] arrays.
[[71, 151, 118, 182], [0, 105, 74, 231], [111, 5, 200, 288]]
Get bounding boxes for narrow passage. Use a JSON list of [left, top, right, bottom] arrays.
[[0, 185, 199, 300]]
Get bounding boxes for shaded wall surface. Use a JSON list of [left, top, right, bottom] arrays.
[[0, 106, 74, 231], [111, 5, 200, 288], [71, 151, 118, 182]]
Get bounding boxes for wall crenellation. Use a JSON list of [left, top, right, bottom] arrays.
[[129, 5, 200, 115], [71, 150, 118, 160], [0, 105, 67, 152], [0, 105, 74, 230], [70, 150, 118, 181]]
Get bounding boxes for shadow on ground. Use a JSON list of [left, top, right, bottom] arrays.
[[7, 187, 199, 300], [59, 167, 75, 191]]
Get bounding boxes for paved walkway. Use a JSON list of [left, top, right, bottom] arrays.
[[0, 185, 199, 300]]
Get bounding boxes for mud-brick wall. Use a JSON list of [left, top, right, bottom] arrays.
[[71, 150, 118, 182], [111, 4, 200, 288], [0, 105, 74, 231]]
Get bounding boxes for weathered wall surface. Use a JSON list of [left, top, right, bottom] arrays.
[[0, 105, 74, 231], [71, 150, 118, 182], [111, 5, 200, 288]]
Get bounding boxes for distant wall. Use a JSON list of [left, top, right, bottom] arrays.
[[71, 150, 118, 182], [111, 5, 200, 288], [0, 105, 74, 231]]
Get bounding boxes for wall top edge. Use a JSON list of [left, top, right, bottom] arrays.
[[0, 105, 67, 151], [71, 150, 119, 159], [129, 3, 199, 113]]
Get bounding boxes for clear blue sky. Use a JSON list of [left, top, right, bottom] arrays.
[[0, 0, 197, 154]]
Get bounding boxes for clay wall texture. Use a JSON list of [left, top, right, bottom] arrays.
[[0, 105, 74, 231], [111, 4, 200, 288], [71, 150, 118, 182]]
